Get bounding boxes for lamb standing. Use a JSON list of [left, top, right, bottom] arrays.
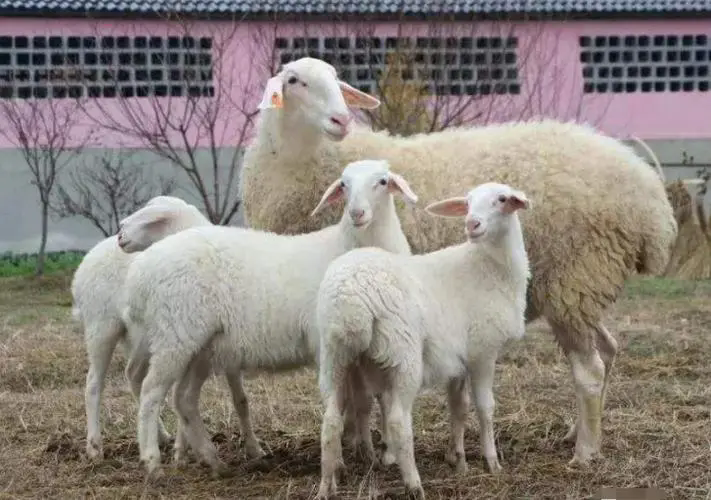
[[119, 159, 418, 476], [239, 57, 678, 464], [316, 182, 531, 499], [72, 196, 210, 460]]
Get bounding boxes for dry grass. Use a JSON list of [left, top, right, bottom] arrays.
[[665, 180, 711, 280], [1, 272, 710, 499]]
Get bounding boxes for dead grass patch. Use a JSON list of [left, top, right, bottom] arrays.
[[0, 273, 709, 498]]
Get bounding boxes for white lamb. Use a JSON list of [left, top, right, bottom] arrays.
[[119, 159, 418, 476], [72, 195, 210, 460], [316, 182, 531, 499]]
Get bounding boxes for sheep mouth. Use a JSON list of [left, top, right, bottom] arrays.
[[467, 230, 486, 241], [324, 128, 348, 141], [352, 219, 371, 228]]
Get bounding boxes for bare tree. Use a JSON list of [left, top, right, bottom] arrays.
[[281, 14, 612, 137], [76, 17, 271, 225], [0, 97, 90, 275], [53, 150, 176, 237]]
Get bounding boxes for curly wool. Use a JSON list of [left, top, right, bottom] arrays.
[[241, 117, 677, 353]]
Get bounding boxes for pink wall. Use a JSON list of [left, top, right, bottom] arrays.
[[0, 17, 709, 150]]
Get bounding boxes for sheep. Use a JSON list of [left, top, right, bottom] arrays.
[[119, 159, 418, 476], [73, 195, 210, 460], [316, 182, 531, 499], [239, 56, 678, 465]]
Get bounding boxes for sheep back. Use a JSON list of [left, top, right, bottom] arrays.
[[242, 119, 677, 351]]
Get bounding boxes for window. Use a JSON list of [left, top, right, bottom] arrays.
[[0, 35, 214, 99], [579, 34, 711, 93], [274, 35, 520, 96]]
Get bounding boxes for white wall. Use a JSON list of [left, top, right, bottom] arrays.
[[1, 138, 709, 254]]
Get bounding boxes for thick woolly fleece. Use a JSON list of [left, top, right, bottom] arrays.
[[241, 117, 677, 354], [120, 172, 412, 472], [316, 186, 530, 497], [72, 196, 211, 459]]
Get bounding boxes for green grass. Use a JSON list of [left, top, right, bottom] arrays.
[[0, 250, 84, 277], [623, 275, 711, 299]]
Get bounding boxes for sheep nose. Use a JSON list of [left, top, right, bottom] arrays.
[[117, 231, 126, 248], [330, 113, 352, 132], [350, 208, 365, 221], [466, 219, 481, 233]]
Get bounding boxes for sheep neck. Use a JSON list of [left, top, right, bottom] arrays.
[[466, 216, 529, 288], [256, 108, 327, 165], [336, 196, 407, 254]]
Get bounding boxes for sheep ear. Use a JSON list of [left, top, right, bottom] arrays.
[[257, 75, 284, 110], [502, 190, 531, 213], [338, 80, 380, 109], [387, 171, 418, 205], [119, 205, 172, 234], [424, 197, 469, 218], [311, 178, 345, 217]]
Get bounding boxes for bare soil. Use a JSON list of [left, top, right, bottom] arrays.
[[0, 272, 709, 499]]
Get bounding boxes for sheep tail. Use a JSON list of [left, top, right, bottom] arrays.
[[631, 135, 665, 183], [636, 200, 679, 276], [318, 294, 374, 399]]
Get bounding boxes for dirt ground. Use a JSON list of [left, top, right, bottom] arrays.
[[0, 272, 709, 499]]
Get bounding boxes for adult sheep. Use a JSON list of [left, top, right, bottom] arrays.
[[239, 56, 678, 466]]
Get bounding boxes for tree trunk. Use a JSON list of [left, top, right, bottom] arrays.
[[36, 202, 48, 276]]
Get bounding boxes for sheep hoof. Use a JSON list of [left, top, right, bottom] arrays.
[[454, 458, 469, 475], [562, 421, 578, 443], [485, 456, 502, 474], [172, 449, 189, 467], [245, 443, 267, 459], [406, 485, 425, 500], [143, 461, 164, 481], [567, 449, 602, 468], [86, 441, 103, 461], [316, 475, 339, 499], [445, 450, 468, 474], [210, 462, 233, 479]]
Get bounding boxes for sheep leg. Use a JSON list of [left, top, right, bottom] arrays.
[[84, 322, 121, 460], [317, 382, 347, 500], [566, 348, 606, 466], [223, 366, 265, 459], [382, 388, 424, 499], [470, 358, 502, 473], [170, 352, 212, 466], [563, 323, 618, 444], [125, 353, 173, 447], [379, 390, 396, 466], [444, 376, 470, 474], [137, 350, 193, 476], [346, 367, 377, 463], [172, 355, 225, 474], [595, 323, 618, 427]]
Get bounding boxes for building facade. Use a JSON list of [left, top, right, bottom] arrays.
[[1, 0, 710, 252]]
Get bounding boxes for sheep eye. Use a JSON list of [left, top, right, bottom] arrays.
[[287, 76, 298, 85], [379, 178, 387, 186], [339, 181, 346, 188], [498, 195, 507, 203]]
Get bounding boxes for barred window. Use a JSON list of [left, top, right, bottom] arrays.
[[579, 34, 711, 93], [275, 35, 520, 96], [0, 35, 215, 99]]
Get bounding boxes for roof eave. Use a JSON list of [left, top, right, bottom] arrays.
[[0, 9, 708, 21]]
